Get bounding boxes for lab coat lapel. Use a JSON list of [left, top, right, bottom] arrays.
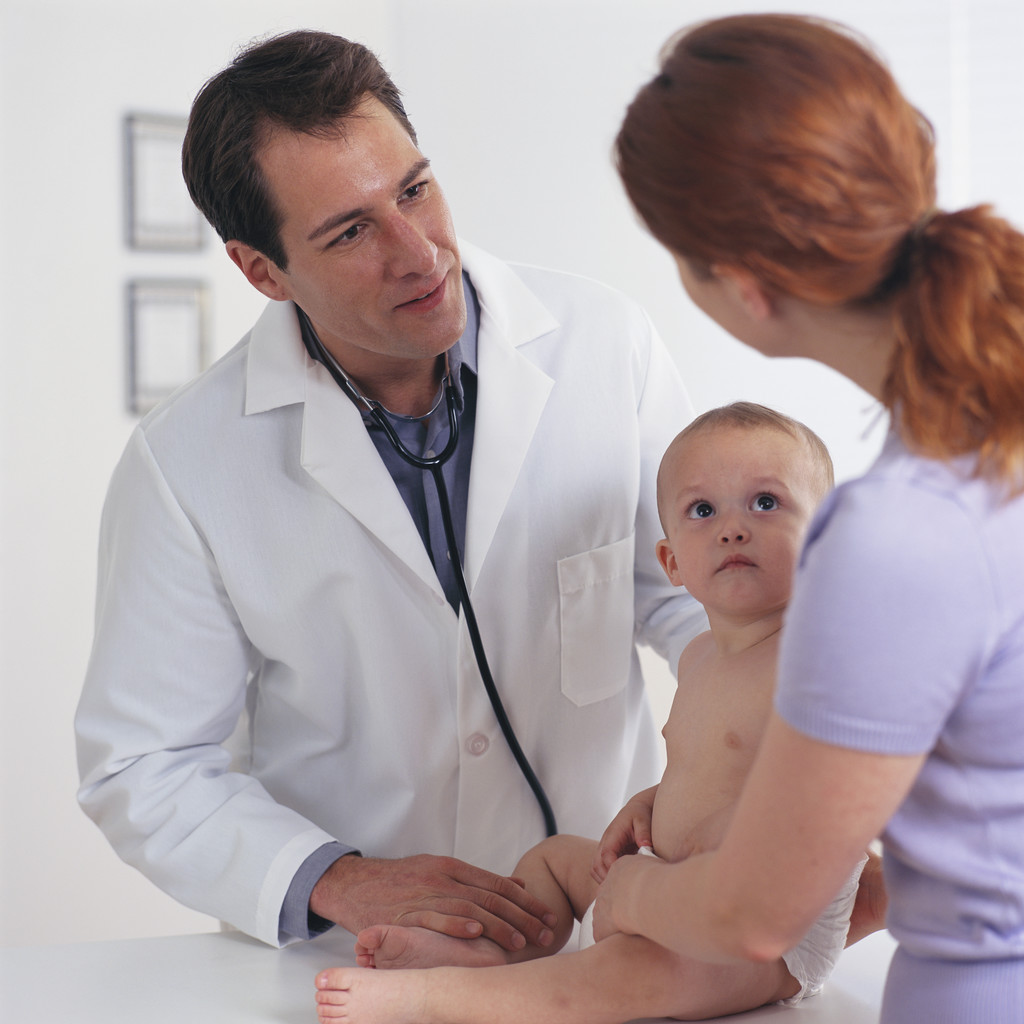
[[245, 300, 444, 600], [461, 245, 556, 588]]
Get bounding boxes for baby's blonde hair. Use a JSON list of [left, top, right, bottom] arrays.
[[657, 402, 834, 532]]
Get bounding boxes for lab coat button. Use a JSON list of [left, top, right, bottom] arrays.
[[466, 732, 489, 756]]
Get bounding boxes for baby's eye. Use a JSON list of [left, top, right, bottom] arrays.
[[753, 494, 779, 511], [687, 501, 716, 519]]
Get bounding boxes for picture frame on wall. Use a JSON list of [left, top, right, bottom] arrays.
[[126, 279, 210, 414], [124, 112, 205, 251]]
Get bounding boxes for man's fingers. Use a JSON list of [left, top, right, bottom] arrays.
[[399, 886, 558, 952], [453, 862, 554, 918], [397, 906, 530, 952], [469, 885, 557, 948], [315, 854, 559, 949], [479, 873, 558, 921], [440, 863, 558, 943], [395, 909, 484, 938]]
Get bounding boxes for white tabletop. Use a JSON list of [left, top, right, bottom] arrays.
[[0, 926, 895, 1023]]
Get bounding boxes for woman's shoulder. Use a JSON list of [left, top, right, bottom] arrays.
[[813, 434, 1007, 545], [800, 433, 1024, 611]]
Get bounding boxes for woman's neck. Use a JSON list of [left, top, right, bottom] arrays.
[[779, 296, 897, 401]]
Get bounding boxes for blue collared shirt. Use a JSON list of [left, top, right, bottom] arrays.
[[361, 276, 479, 610]]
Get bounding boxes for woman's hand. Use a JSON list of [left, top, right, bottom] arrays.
[[591, 786, 658, 882], [845, 847, 888, 946], [591, 848, 662, 942]]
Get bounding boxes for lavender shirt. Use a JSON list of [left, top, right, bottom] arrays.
[[776, 432, 1024, 1012]]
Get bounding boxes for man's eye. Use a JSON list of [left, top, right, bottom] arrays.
[[327, 225, 361, 248], [687, 501, 715, 519], [403, 182, 426, 200], [753, 494, 779, 511]]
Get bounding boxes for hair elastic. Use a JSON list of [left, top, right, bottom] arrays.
[[909, 207, 941, 245]]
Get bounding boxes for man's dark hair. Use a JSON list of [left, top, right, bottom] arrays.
[[182, 29, 417, 269]]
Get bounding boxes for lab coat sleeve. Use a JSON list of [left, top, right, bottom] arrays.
[[75, 427, 338, 946], [630, 312, 708, 670]]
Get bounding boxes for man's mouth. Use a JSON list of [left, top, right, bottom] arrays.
[[396, 275, 447, 312]]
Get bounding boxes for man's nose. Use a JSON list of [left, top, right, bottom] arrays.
[[386, 215, 437, 277]]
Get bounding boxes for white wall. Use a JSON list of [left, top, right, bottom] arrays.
[[0, 0, 393, 948], [1, 0, 1021, 947]]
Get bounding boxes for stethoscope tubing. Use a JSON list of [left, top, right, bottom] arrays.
[[427, 452, 558, 838], [300, 313, 557, 837]]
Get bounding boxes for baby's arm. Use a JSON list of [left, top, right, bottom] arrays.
[[679, 803, 735, 859], [590, 785, 658, 881]]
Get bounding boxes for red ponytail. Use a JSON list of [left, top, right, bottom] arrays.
[[617, 14, 1024, 492], [888, 207, 1024, 489]]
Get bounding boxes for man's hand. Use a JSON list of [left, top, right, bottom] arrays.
[[591, 785, 658, 882], [845, 847, 888, 946], [310, 853, 558, 953]]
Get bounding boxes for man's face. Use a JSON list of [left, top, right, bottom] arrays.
[[656, 425, 824, 624], [242, 96, 466, 383]]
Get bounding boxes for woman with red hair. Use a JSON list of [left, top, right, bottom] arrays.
[[600, 13, 1024, 1022]]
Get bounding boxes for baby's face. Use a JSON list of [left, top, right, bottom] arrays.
[[657, 425, 825, 621]]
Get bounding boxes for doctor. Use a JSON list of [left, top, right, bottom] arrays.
[[75, 30, 704, 949]]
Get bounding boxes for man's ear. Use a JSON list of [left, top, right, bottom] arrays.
[[656, 538, 683, 587], [225, 240, 291, 301], [709, 264, 774, 321]]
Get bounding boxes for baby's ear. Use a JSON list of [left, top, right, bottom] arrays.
[[656, 539, 683, 586]]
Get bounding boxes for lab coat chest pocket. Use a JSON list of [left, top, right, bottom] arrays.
[[557, 534, 635, 707]]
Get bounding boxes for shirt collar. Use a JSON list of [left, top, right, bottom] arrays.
[[446, 273, 480, 409]]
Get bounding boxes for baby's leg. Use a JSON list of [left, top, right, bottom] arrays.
[[357, 835, 598, 969], [317, 931, 800, 1024]]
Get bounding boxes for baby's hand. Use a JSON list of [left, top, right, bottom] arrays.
[[591, 786, 657, 882]]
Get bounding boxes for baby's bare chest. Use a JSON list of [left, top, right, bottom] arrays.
[[662, 669, 773, 769]]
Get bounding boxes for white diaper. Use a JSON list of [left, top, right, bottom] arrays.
[[778, 855, 868, 1005], [578, 845, 658, 951], [578, 847, 866, 1009]]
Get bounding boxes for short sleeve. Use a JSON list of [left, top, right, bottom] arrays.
[[776, 476, 994, 755]]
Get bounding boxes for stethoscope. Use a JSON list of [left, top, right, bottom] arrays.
[[298, 309, 558, 837]]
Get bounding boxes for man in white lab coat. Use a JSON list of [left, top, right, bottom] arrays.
[[75, 30, 705, 949]]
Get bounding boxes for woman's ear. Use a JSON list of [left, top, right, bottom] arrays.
[[709, 264, 775, 321], [225, 240, 291, 301]]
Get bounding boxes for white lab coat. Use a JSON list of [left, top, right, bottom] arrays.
[[76, 242, 705, 946]]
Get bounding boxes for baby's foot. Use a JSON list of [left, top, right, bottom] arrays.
[[355, 924, 506, 969], [315, 967, 431, 1024]]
